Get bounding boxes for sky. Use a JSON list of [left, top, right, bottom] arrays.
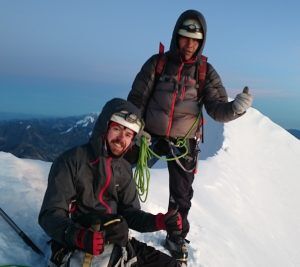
[[0, 1, 300, 129], [1, 105, 300, 266]]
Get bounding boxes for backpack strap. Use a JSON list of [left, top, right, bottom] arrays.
[[196, 55, 207, 143], [155, 42, 167, 78], [142, 42, 167, 116], [196, 55, 207, 95]]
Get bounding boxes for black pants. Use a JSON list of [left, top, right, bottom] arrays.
[[131, 237, 180, 267], [149, 137, 198, 238], [124, 137, 198, 238], [50, 238, 180, 267]]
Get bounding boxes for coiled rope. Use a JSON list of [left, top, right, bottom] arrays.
[[134, 112, 202, 202]]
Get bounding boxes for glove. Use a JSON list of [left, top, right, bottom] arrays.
[[155, 209, 183, 236], [65, 225, 105, 255], [232, 86, 253, 115], [103, 215, 129, 247], [135, 130, 152, 147]]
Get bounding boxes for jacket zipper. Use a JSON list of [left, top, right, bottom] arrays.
[[180, 76, 187, 100], [166, 62, 184, 137], [98, 157, 112, 214]]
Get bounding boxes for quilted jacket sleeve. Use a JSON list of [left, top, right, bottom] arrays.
[[203, 63, 242, 122], [117, 168, 158, 233], [127, 55, 158, 116], [38, 153, 77, 245]]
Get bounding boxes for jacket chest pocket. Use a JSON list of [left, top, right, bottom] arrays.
[[178, 76, 198, 100], [157, 74, 198, 100], [156, 74, 178, 93]]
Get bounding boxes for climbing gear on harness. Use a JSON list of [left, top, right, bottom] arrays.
[[167, 111, 202, 173], [134, 113, 201, 202]]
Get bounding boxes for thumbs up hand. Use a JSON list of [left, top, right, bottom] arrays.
[[232, 86, 253, 115]]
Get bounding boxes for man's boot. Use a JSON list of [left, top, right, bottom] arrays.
[[165, 234, 188, 263]]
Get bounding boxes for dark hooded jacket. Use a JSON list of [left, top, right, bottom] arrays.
[[39, 98, 157, 246], [127, 9, 241, 138]]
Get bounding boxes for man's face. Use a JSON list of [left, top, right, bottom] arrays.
[[106, 122, 135, 156], [178, 36, 200, 61]]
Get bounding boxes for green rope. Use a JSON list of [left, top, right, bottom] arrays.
[[134, 112, 202, 202], [133, 136, 189, 202], [133, 136, 152, 203]]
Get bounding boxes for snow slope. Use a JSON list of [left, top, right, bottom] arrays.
[[0, 107, 300, 267]]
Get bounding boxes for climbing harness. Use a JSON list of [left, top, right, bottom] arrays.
[[134, 112, 202, 202]]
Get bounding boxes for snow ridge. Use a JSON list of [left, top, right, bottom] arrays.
[[0, 107, 300, 266]]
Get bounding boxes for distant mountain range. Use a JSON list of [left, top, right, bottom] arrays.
[[0, 114, 98, 161], [0, 113, 299, 162], [0, 112, 51, 121], [287, 129, 300, 139]]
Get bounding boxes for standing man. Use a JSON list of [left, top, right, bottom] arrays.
[[127, 9, 253, 262], [39, 98, 184, 266]]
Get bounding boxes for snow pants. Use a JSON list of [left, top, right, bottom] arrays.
[[124, 136, 198, 238]]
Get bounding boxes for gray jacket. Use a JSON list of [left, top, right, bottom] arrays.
[[128, 9, 241, 138]]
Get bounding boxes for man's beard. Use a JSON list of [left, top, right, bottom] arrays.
[[108, 138, 128, 157]]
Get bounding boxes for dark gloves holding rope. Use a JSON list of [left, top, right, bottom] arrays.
[[104, 215, 129, 247], [155, 209, 183, 236], [65, 214, 129, 255]]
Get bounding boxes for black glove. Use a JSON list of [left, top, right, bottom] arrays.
[[155, 209, 183, 236], [65, 225, 105, 255], [103, 215, 129, 247]]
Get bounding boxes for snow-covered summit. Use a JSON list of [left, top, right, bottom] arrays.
[[61, 113, 97, 134], [0, 107, 299, 267]]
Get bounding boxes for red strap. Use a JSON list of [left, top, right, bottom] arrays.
[[155, 55, 167, 77], [155, 213, 166, 230], [159, 42, 164, 54], [177, 212, 183, 231], [196, 55, 207, 145], [93, 231, 104, 255], [198, 55, 207, 92], [68, 200, 77, 214], [155, 42, 167, 76], [75, 229, 85, 249]]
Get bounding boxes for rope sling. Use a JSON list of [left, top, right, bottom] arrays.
[[134, 112, 202, 202]]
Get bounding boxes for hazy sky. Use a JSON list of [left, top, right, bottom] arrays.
[[0, 1, 299, 129]]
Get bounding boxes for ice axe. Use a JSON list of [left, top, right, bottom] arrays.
[[0, 207, 44, 256]]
